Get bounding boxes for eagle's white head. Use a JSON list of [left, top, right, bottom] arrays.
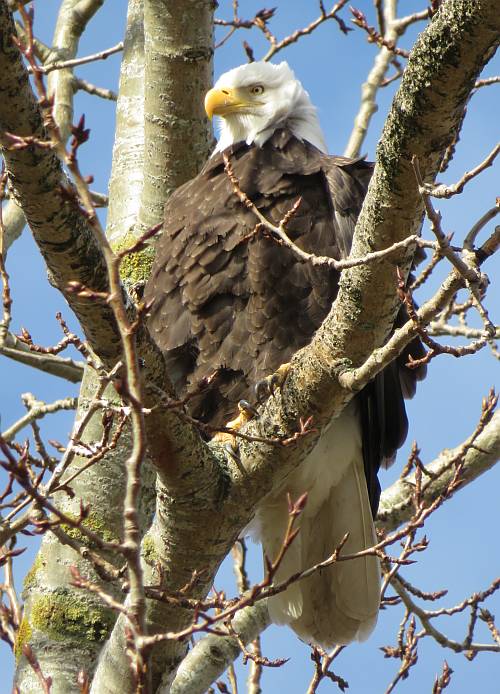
[[205, 61, 327, 155]]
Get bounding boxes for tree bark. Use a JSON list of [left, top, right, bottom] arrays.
[[11, 1, 153, 691], [89, 2, 214, 691], [7, 1, 500, 692], [138, 0, 213, 233], [169, 601, 271, 694], [0, 1, 119, 363]]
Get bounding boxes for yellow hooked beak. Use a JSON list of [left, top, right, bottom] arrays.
[[204, 87, 254, 119]]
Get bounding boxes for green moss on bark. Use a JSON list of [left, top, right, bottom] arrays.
[[142, 534, 158, 565], [61, 511, 120, 546], [23, 553, 44, 591], [31, 592, 114, 643], [112, 233, 155, 284], [14, 617, 32, 660]]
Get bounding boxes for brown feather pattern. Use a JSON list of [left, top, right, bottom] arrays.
[[145, 128, 424, 514]]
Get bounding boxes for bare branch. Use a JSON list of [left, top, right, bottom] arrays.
[[72, 77, 117, 101], [306, 646, 347, 693], [397, 270, 489, 369], [0, 2, 121, 362], [262, 1, 351, 62], [344, 0, 400, 157], [474, 75, 500, 89], [464, 205, 500, 250], [0, 331, 84, 381], [32, 41, 124, 75], [169, 602, 271, 694], [391, 574, 500, 656], [426, 143, 500, 199], [378, 410, 500, 532], [1, 394, 77, 442], [350, 7, 410, 57], [428, 320, 499, 341], [412, 156, 484, 285], [394, 8, 433, 32]]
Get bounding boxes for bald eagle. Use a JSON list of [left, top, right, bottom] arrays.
[[145, 61, 424, 647]]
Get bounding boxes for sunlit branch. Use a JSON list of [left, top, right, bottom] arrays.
[[30, 41, 124, 74], [1, 394, 77, 442]]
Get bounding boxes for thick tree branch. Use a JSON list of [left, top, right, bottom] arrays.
[[105, 0, 144, 247], [5, 2, 500, 692], [378, 410, 500, 532], [0, 2, 120, 363], [46, 0, 107, 142], [2, 2, 105, 253], [88, 1, 215, 692], [1, 393, 77, 441], [137, 0, 213, 233], [168, 601, 271, 694], [131, 3, 500, 689]]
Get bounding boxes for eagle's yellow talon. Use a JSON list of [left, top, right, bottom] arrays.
[[214, 399, 258, 444]]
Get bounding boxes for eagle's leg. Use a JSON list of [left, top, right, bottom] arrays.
[[226, 400, 259, 429], [215, 359, 291, 446], [255, 362, 291, 403], [213, 400, 259, 444]]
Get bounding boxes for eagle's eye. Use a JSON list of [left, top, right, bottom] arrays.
[[250, 85, 264, 96]]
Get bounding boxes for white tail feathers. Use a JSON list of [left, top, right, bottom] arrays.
[[251, 405, 381, 647]]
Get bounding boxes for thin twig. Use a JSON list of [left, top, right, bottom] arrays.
[[426, 143, 500, 199], [412, 156, 483, 285], [29, 41, 123, 74], [350, 7, 410, 57], [391, 574, 500, 656], [72, 76, 117, 101], [223, 151, 432, 270], [262, 1, 351, 62], [1, 395, 77, 441]]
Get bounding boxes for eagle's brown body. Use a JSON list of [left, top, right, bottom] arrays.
[[146, 128, 423, 645]]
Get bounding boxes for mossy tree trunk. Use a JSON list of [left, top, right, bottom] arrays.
[[1, 0, 498, 692]]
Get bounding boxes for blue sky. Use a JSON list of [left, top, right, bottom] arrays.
[[1, 1, 499, 691]]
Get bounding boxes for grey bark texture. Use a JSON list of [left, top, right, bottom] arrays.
[[3, 0, 499, 692], [138, 0, 214, 232], [2, 0, 103, 253], [106, 0, 145, 247], [89, 2, 214, 692], [169, 601, 272, 694], [47, 0, 105, 142], [0, 1, 120, 363]]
